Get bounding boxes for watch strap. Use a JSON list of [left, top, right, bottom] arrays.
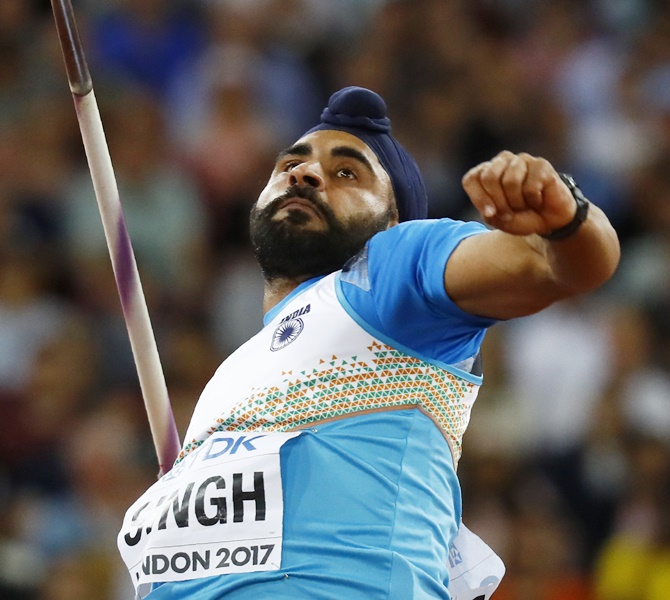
[[540, 173, 590, 241]]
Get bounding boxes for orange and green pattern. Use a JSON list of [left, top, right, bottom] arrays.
[[177, 340, 478, 467]]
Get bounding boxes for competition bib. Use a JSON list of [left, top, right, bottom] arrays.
[[447, 523, 505, 600], [118, 431, 301, 596]]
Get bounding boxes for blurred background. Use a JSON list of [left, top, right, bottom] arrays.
[[0, 0, 669, 598]]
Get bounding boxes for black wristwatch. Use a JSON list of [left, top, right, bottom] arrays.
[[540, 173, 590, 241]]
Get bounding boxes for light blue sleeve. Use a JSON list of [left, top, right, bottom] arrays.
[[337, 219, 497, 369]]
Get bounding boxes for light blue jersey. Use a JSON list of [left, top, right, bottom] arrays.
[[119, 219, 495, 599]]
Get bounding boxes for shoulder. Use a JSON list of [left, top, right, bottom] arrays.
[[364, 218, 490, 282], [337, 219, 494, 366], [340, 218, 490, 292], [338, 218, 495, 335], [370, 218, 489, 249]]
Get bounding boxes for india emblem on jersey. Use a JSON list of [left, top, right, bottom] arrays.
[[270, 304, 310, 351], [271, 318, 304, 351]]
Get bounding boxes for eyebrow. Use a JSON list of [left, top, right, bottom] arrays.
[[275, 142, 375, 175], [330, 146, 375, 174], [276, 143, 312, 162]]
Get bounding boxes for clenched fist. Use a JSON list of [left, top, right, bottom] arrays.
[[462, 151, 578, 237]]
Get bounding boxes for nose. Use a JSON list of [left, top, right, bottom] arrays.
[[288, 161, 324, 189]]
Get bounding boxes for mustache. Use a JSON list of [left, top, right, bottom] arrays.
[[269, 185, 333, 218]]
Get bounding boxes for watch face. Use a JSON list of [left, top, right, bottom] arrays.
[[561, 174, 576, 189]]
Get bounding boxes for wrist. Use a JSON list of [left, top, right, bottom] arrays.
[[540, 173, 590, 241]]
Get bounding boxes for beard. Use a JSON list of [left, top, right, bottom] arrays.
[[249, 185, 394, 281]]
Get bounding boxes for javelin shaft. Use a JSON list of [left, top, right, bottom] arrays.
[[50, 0, 181, 475]]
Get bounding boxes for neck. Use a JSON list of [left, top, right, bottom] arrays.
[[262, 275, 316, 313]]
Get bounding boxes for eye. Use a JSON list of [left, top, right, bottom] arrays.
[[337, 167, 357, 180], [282, 160, 301, 172]]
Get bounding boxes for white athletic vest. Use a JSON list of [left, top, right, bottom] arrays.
[[181, 272, 480, 468]]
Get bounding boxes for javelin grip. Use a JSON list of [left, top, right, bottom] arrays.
[[50, 0, 92, 96]]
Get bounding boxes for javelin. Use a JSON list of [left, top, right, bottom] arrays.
[[50, 0, 181, 476]]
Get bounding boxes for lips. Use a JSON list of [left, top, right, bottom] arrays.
[[276, 196, 322, 218]]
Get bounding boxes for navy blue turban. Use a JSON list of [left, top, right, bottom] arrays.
[[304, 86, 428, 222]]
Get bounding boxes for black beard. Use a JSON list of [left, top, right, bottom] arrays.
[[249, 185, 393, 281]]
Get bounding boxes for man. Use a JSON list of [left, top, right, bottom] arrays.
[[118, 86, 620, 599]]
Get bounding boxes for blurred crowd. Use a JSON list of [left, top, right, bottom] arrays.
[[0, 0, 669, 598]]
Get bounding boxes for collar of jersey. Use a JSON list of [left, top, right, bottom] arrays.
[[263, 275, 326, 326]]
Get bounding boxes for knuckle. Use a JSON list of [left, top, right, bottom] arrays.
[[462, 170, 476, 187], [501, 169, 520, 186], [480, 168, 499, 186], [536, 158, 554, 174]]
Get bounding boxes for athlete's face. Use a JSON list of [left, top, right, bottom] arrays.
[[250, 130, 398, 281]]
